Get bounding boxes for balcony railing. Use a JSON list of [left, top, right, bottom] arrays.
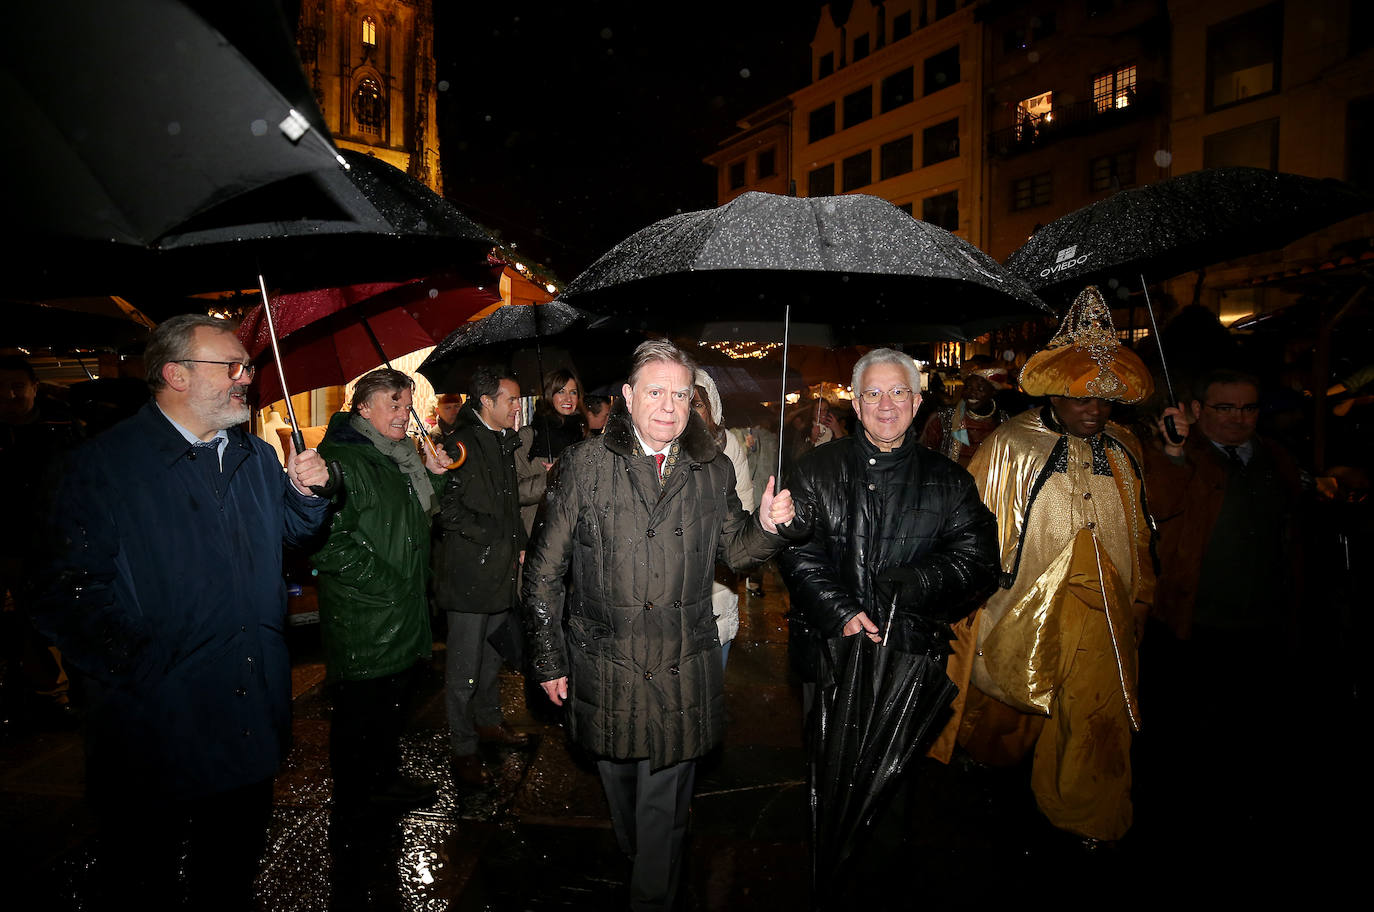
[[988, 82, 1160, 158]]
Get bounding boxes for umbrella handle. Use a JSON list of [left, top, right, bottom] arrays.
[[289, 428, 343, 499]]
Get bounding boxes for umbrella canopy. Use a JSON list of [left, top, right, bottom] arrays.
[[238, 267, 503, 405], [4, 0, 347, 294], [811, 626, 958, 895], [556, 191, 1050, 343], [418, 301, 636, 396], [1004, 167, 1374, 300]]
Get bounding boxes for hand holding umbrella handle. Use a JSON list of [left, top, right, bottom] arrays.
[[1162, 415, 1185, 446], [290, 428, 342, 498], [416, 415, 467, 470]]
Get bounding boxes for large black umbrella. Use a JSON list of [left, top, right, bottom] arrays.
[[1004, 167, 1374, 301], [4, 0, 348, 296], [810, 600, 958, 901], [556, 191, 1050, 344]]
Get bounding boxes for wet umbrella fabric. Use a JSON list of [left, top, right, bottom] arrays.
[[811, 610, 958, 896], [4, 0, 346, 296], [1004, 167, 1374, 300], [556, 191, 1050, 343], [238, 267, 503, 405]]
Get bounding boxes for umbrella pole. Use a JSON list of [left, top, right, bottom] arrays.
[[255, 274, 340, 496], [1139, 275, 1184, 444], [776, 304, 791, 482], [358, 317, 466, 468]]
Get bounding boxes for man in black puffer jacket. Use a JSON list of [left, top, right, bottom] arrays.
[[779, 347, 999, 728]]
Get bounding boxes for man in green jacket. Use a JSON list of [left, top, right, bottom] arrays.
[[314, 368, 451, 810]]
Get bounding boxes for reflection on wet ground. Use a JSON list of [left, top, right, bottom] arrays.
[[3, 563, 1359, 908]]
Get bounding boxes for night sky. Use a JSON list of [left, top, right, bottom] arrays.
[[433, 1, 824, 282]]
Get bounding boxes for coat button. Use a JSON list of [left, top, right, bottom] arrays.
[[647, 529, 656, 537], [1083, 491, 1092, 500], [867, 483, 876, 491], [235, 687, 247, 697], [869, 458, 876, 465], [1082, 461, 1090, 469], [645, 601, 654, 611], [674, 527, 683, 536], [644, 671, 653, 680], [1086, 521, 1096, 530], [672, 600, 682, 609], [669, 664, 679, 675]]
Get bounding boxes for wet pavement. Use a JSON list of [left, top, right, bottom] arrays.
[[3, 564, 1362, 909]]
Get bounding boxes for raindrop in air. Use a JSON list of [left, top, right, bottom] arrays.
[[601, 27, 613, 39], [1153, 149, 1173, 168], [740, 68, 751, 79], [167, 121, 181, 135], [250, 119, 267, 136], [1027, 51, 1040, 63], [484, 114, 493, 122]]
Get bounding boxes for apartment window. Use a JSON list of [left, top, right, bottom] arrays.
[[934, 0, 957, 21], [818, 52, 835, 80], [842, 151, 872, 191], [809, 163, 835, 197], [892, 11, 912, 41], [924, 46, 960, 95], [756, 147, 777, 179], [1207, 3, 1283, 111], [854, 33, 871, 61], [728, 160, 746, 190], [1089, 150, 1136, 192], [843, 87, 873, 129], [923, 191, 959, 230], [881, 67, 914, 113], [1012, 172, 1053, 210], [1203, 118, 1280, 169], [362, 16, 377, 47], [923, 118, 960, 165], [880, 135, 914, 180], [809, 103, 836, 142], [1093, 64, 1137, 112], [353, 77, 383, 134]]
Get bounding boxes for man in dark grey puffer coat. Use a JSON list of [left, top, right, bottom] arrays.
[[524, 339, 797, 912]]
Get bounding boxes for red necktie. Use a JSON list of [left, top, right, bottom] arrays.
[[654, 453, 666, 478]]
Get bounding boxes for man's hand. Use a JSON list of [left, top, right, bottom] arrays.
[[541, 677, 569, 706], [287, 447, 330, 496], [1158, 403, 1191, 458], [759, 476, 794, 533], [843, 611, 882, 643], [424, 443, 451, 475]]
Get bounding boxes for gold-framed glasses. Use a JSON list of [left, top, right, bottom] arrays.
[[859, 387, 913, 404], [178, 360, 256, 381]]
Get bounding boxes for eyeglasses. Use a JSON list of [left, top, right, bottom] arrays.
[[1203, 403, 1259, 415], [178, 360, 256, 381], [858, 387, 913, 404]]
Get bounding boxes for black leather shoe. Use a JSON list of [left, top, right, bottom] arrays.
[[451, 753, 491, 787], [369, 775, 438, 808], [476, 722, 530, 746]]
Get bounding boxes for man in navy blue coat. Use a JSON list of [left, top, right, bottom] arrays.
[[34, 314, 331, 909]]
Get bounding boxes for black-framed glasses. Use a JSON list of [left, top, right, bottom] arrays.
[[178, 360, 256, 381], [859, 387, 913, 404], [1203, 403, 1260, 415]]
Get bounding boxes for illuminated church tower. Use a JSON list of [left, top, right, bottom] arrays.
[[295, 0, 442, 192]]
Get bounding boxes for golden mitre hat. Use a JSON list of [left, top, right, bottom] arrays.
[[1019, 286, 1153, 404]]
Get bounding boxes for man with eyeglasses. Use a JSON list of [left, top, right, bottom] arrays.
[[777, 348, 999, 892], [33, 314, 331, 907], [1142, 367, 1302, 838]]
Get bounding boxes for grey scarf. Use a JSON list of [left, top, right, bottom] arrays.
[[349, 413, 437, 514]]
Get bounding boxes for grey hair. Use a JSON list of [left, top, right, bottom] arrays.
[[627, 339, 697, 388], [350, 368, 414, 414], [144, 313, 239, 393], [851, 348, 923, 398]]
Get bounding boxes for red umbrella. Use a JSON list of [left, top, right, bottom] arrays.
[[238, 267, 502, 406]]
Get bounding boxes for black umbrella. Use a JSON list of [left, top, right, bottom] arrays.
[[418, 301, 632, 396], [558, 191, 1049, 343], [4, 0, 347, 295], [1004, 167, 1374, 300], [1005, 167, 1374, 438], [810, 597, 958, 900]]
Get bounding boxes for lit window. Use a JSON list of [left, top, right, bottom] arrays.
[[1093, 65, 1137, 113], [362, 16, 377, 48], [1207, 3, 1282, 110], [353, 77, 383, 134]]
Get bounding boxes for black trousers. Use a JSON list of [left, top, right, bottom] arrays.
[[329, 667, 416, 803], [596, 757, 697, 912], [88, 777, 274, 911]]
